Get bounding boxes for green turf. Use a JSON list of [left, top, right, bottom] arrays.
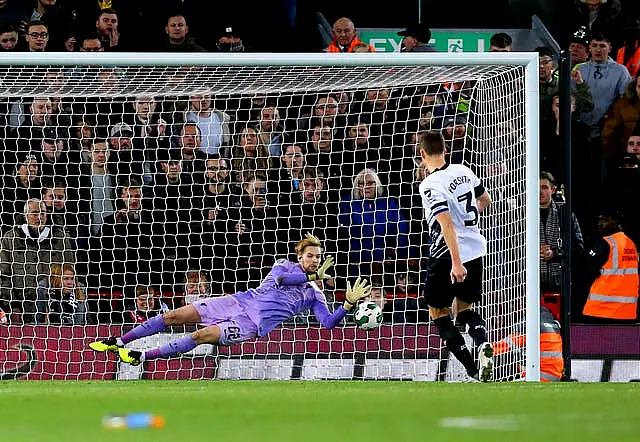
[[1, 381, 639, 442]]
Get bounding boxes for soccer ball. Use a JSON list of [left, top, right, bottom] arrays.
[[353, 301, 383, 331]]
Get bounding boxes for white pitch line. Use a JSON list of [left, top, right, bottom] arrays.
[[439, 415, 519, 431]]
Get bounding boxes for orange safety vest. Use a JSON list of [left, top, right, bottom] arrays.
[[583, 232, 639, 320], [492, 319, 564, 382], [327, 37, 375, 53], [616, 43, 640, 78]]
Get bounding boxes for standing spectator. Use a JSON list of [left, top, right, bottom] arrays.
[[186, 93, 231, 155], [0, 1, 27, 29], [602, 72, 640, 166], [148, 148, 193, 291], [338, 168, 412, 278], [21, 0, 74, 51], [94, 8, 123, 51], [162, 14, 204, 52], [538, 46, 594, 129], [0, 199, 75, 323], [600, 150, 640, 246], [216, 25, 245, 52], [489, 32, 512, 52], [79, 139, 116, 237], [616, 17, 640, 77], [569, 0, 623, 50], [1, 152, 41, 229], [326, 17, 374, 53], [175, 122, 206, 175], [0, 23, 18, 51], [258, 103, 284, 157], [582, 210, 638, 322], [570, 27, 591, 68], [577, 33, 632, 140], [397, 23, 437, 52], [22, 20, 49, 52], [539, 172, 585, 295]]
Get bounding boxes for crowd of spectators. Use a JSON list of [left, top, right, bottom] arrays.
[[0, 0, 638, 326]]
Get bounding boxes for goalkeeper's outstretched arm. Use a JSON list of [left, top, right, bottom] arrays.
[[312, 277, 372, 329]]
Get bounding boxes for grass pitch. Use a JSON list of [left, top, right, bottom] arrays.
[[1, 381, 639, 442]]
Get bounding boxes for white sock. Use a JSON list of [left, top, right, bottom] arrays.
[[116, 337, 124, 347]]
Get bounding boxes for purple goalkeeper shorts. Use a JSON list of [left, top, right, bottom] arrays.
[[192, 295, 258, 346]]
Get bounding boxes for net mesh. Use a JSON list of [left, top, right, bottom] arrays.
[[0, 62, 528, 381]]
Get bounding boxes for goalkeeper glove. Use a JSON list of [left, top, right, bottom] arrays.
[[343, 277, 372, 311], [308, 256, 334, 281]]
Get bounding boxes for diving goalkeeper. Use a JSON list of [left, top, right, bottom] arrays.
[[89, 234, 371, 365]]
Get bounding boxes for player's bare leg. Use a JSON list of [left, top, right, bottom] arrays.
[[455, 299, 493, 382], [430, 306, 479, 380]]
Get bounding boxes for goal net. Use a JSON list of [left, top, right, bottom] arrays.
[[0, 53, 539, 382]]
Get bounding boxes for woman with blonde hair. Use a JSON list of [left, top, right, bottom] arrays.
[[229, 123, 273, 183], [37, 263, 86, 324]]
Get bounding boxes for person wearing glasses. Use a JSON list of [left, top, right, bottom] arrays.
[[23, 20, 48, 52], [537, 45, 594, 130]]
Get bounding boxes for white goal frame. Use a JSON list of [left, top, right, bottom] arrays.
[[0, 51, 540, 382]]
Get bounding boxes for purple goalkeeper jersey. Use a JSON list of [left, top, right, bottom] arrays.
[[232, 259, 349, 337]]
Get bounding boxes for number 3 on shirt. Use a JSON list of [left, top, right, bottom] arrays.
[[457, 191, 479, 226]]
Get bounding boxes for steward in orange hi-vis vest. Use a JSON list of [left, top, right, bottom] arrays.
[[492, 305, 563, 382], [617, 42, 640, 78], [583, 212, 639, 320]]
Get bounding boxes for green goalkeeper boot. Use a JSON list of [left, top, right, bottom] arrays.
[[117, 348, 142, 366], [89, 337, 121, 353]]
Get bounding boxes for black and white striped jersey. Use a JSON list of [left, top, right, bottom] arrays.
[[418, 163, 487, 262]]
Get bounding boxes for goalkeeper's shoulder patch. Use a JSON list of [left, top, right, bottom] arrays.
[[276, 258, 287, 264]]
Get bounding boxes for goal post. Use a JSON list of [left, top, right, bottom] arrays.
[[0, 51, 539, 382]]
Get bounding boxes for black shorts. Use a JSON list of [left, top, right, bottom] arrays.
[[423, 257, 483, 309]]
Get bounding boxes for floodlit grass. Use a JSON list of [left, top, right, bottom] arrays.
[[1, 381, 639, 442]]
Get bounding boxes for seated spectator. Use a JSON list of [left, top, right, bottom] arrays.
[[79, 34, 103, 52], [338, 168, 413, 278], [397, 23, 436, 52], [36, 262, 86, 325], [122, 285, 166, 324], [327, 17, 374, 53], [489, 32, 512, 52], [351, 42, 373, 53], [183, 269, 212, 304], [0, 199, 75, 323]]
